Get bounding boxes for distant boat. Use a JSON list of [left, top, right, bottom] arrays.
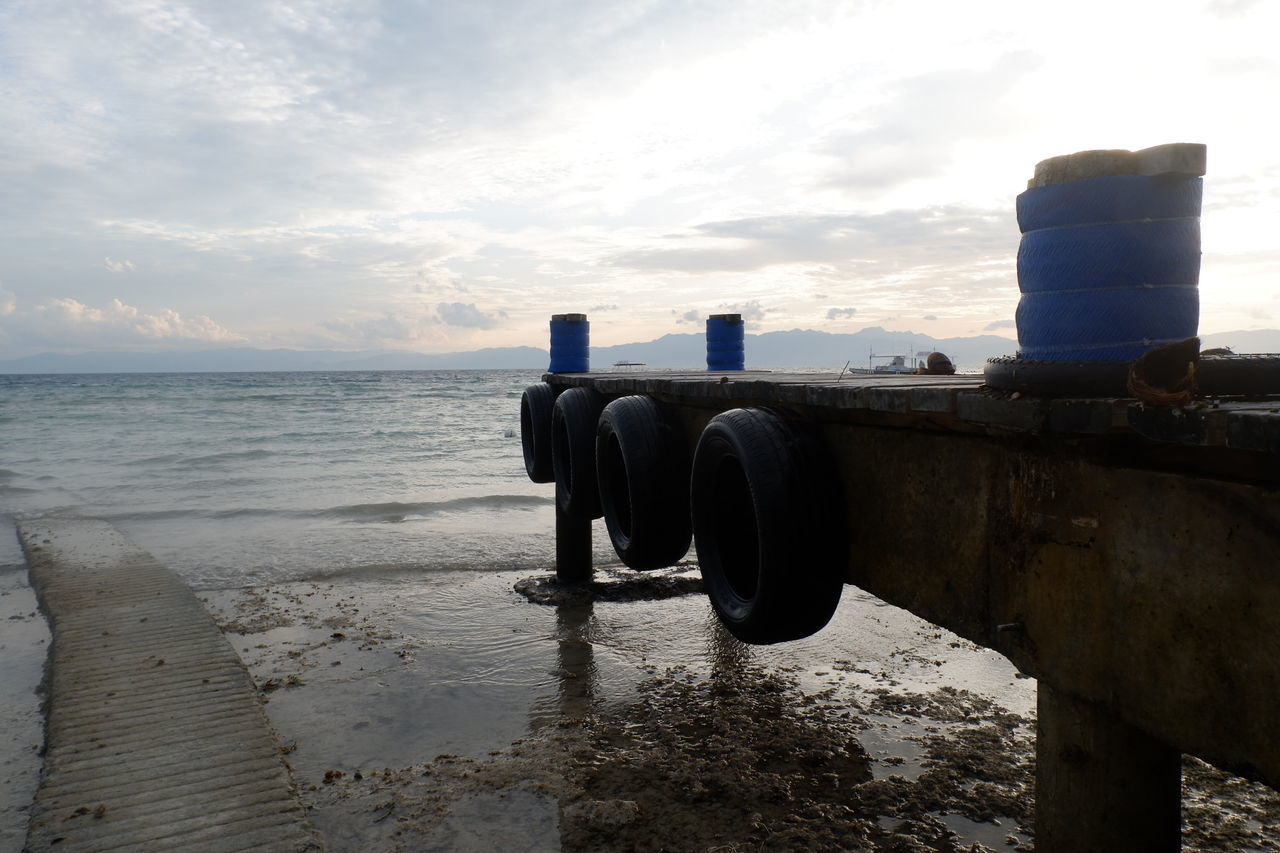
[[612, 360, 647, 368], [842, 349, 932, 376]]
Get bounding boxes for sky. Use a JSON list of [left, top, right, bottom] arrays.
[[1, 0, 1278, 358]]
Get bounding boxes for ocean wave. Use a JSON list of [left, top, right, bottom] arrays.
[[122, 454, 185, 467], [96, 494, 553, 525], [181, 448, 276, 467], [319, 494, 553, 523]]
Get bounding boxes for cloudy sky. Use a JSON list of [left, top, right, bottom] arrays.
[[2, 0, 1278, 357]]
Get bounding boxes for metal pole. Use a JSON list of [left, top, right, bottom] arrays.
[[555, 504, 592, 583]]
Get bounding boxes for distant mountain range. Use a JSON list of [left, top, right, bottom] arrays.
[[1, 326, 1277, 373]]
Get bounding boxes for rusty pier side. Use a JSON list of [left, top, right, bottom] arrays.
[[546, 368, 1280, 852]]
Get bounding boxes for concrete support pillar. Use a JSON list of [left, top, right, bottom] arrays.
[[555, 505, 592, 583], [1035, 683, 1182, 852]]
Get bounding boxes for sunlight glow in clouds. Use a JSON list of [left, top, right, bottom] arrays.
[[0, 0, 1277, 357]]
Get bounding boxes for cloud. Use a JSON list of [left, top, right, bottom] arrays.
[[719, 300, 765, 322], [1209, 0, 1263, 16], [983, 319, 1016, 331], [1, 296, 243, 350], [817, 52, 1040, 192], [673, 309, 701, 324], [923, 314, 938, 321], [612, 207, 1014, 273], [0, 285, 14, 316], [826, 307, 857, 320], [436, 301, 506, 329], [591, 303, 619, 312], [104, 257, 135, 273], [321, 311, 437, 348]]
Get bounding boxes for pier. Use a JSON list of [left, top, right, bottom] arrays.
[[529, 366, 1280, 851]]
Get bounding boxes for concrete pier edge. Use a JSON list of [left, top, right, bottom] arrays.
[[18, 518, 322, 852]]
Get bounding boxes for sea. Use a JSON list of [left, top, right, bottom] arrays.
[[0, 370, 580, 588]]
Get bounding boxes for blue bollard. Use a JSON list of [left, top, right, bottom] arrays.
[[706, 314, 745, 371], [548, 313, 589, 373]]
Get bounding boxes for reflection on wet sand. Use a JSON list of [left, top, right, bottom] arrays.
[[552, 598, 597, 721], [552, 594, 597, 853]]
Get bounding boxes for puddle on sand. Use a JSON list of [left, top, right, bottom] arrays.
[[414, 790, 560, 853], [858, 714, 930, 781], [937, 812, 1019, 849]]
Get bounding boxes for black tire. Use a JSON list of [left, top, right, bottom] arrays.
[[552, 386, 606, 519], [520, 383, 556, 483], [1197, 353, 1280, 396], [690, 408, 845, 644], [596, 396, 692, 570], [985, 353, 1280, 397]]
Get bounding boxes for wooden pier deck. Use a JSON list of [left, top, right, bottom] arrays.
[[541, 368, 1280, 852]]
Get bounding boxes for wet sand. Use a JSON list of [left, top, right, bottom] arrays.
[[198, 564, 1280, 852], [4, 540, 1278, 850]]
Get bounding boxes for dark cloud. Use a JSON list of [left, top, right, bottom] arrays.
[[673, 309, 700, 324], [983, 319, 1015, 331], [827, 307, 857, 320], [923, 314, 938, 321]]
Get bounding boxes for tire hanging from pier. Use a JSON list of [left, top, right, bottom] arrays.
[[552, 386, 607, 519], [595, 395, 692, 570], [520, 383, 557, 483], [690, 407, 846, 644]]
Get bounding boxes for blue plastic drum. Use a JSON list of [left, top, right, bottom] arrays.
[[1015, 175, 1202, 361], [706, 314, 745, 371], [548, 313, 589, 373]]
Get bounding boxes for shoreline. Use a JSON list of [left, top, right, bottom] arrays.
[[4, 525, 1280, 850]]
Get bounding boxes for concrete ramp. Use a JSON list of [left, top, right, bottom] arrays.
[[18, 518, 322, 852]]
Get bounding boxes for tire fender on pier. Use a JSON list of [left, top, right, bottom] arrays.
[[596, 395, 692, 570], [520, 383, 557, 483], [552, 386, 607, 519], [690, 407, 845, 644]]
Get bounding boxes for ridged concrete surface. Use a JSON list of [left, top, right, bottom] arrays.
[[18, 519, 322, 852]]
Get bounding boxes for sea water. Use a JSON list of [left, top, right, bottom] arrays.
[[0, 370, 577, 588]]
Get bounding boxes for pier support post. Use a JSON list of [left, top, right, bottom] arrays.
[[555, 505, 592, 583], [1035, 684, 1182, 852]]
